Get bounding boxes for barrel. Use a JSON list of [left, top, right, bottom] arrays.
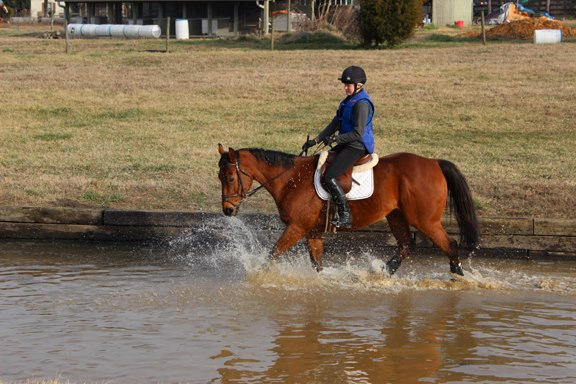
[[175, 19, 189, 40], [533, 29, 562, 44]]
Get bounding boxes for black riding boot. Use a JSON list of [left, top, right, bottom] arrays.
[[325, 178, 352, 228]]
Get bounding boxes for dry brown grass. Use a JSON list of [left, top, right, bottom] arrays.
[[0, 379, 75, 384], [1, 23, 575, 218]]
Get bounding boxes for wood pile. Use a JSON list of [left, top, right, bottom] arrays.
[[486, 17, 576, 40]]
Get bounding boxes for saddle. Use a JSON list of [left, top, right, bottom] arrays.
[[317, 151, 379, 194]]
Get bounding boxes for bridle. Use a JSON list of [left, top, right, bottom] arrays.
[[220, 156, 265, 210], [220, 150, 297, 210]]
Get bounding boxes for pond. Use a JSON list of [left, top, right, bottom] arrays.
[[1, 217, 575, 383]]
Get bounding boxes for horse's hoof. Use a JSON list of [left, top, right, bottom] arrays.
[[385, 257, 402, 276], [450, 262, 464, 276]]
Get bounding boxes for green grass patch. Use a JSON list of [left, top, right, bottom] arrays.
[[25, 189, 43, 197], [96, 108, 143, 120], [124, 162, 177, 173], [34, 107, 73, 117], [33, 132, 73, 141], [81, 190, 125, 206]]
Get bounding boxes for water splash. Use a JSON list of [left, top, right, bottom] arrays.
[[167, 216, 576, 295], [168, 216, 269, 274]]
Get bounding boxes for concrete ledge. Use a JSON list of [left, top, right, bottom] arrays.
[[534, 218, 576, 236], [0, 222, 184, 242], [476, 217, 534, 235], [0, 206, 102, 225], [0, 206, 575, 258], [102, 209, 220, 227]]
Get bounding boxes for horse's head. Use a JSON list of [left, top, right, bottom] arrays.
[[217, 144, 254, 216]]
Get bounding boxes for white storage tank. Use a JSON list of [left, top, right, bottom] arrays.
[[533, 29, 562, 44], [175, 19, 189, 40]]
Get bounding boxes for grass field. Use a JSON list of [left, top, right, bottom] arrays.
[[1, 23, 575, 219]]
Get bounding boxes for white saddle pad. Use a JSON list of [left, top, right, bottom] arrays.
[[314, 152, 378, 201]]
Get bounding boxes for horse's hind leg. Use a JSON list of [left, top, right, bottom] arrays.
[[418, 222, 463, 276], [306, 234, 324, 272], [385, 210, 412, 275]]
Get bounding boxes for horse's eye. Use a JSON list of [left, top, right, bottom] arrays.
[[228, 177, 235, 183]]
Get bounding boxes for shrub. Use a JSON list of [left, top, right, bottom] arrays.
[[296, 5, 360, 41], [358, 0, 423, 47]]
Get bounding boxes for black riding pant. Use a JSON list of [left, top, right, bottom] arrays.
[[322, 145, 367, 185]]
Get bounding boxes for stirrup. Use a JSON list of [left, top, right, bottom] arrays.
[[331, 212, 352, 228]]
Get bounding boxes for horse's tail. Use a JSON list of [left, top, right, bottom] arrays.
[[438, 159, 480, 250]]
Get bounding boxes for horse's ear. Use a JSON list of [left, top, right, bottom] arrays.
[[228, 147, 236, 162], [218, 143, 226, 155]]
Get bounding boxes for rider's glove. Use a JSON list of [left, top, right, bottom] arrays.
[[301, 139, 317, 151], [322, 136, 336, 146]]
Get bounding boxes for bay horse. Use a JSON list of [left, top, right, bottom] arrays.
[[217, 144, 479, 276]]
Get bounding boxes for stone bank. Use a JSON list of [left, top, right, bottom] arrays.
[[0, 206, 575, 259]]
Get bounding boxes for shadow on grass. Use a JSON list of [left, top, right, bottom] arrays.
[[188, 30, 361, 50]]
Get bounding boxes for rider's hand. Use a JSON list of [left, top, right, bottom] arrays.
[[322, 136, 336, 146], [301, 139, 317, 151]]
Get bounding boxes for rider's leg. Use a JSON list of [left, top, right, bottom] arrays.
[[324, 178, 352, 228], [322, 146, 365, 228]]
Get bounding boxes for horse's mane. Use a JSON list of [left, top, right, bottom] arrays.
[[243, 148, 296, 169]]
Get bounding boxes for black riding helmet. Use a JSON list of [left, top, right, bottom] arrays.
[[338, 66, 367, 84]]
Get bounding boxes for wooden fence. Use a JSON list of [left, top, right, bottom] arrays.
[[524, 0, 576, 18]]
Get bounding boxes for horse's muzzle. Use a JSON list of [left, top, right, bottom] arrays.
[[223, 207, 237, 216]]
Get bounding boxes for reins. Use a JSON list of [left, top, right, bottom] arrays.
[[222, 143, 330, 210], [222, 150, 294, 209], [298, 134, 334, 157]]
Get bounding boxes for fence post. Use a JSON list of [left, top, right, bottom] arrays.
[[165, 17, 170, 53], [481, 11, 486, 45], [65, 20, 71, 54]]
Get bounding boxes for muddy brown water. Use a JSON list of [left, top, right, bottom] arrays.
[[1, 217, 575, 384]]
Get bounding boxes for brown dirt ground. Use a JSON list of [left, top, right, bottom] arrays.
[[461, 17, 576, 40]]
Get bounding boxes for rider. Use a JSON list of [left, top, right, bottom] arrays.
[[301, 65, 375, 228]]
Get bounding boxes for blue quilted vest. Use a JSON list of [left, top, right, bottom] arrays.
[[337, 88, 375, 153]]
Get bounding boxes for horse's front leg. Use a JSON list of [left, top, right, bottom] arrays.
[[270, 223, 305, 260], [306, 235, 324, 272]]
